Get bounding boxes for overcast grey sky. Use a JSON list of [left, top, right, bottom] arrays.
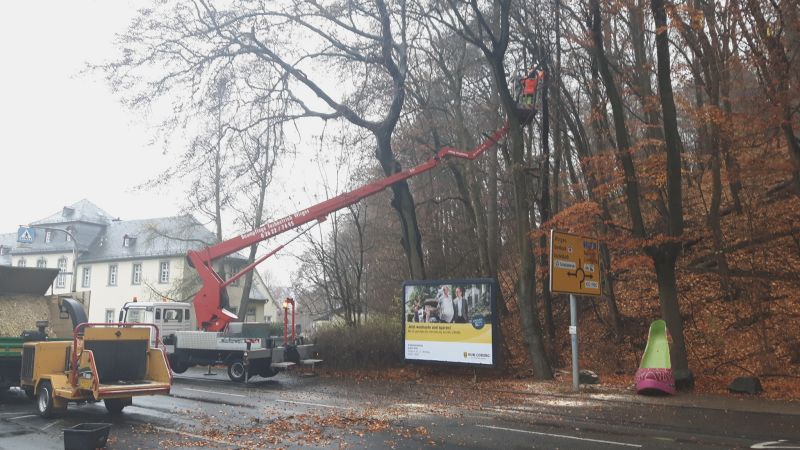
[[0, 1, 180, 229], [0, 1, 341, 285]]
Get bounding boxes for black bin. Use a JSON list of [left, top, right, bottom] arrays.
[[63, 423, 111, 450]]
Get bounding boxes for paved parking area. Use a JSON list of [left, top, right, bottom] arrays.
[[2, 368, 800, 449]]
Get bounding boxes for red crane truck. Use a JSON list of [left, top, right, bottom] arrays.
[[119, 71, 543, 381]]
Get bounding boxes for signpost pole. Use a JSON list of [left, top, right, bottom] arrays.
[[570, 294, 579, 392], [550, 230, 599, 393]]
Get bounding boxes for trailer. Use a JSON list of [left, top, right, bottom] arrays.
[[119, 301, 312, 381], [0, 267, 87, 393], [20, 322, 172, 417], [1, 336, 27, 392]]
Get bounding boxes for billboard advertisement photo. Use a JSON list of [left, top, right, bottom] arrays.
[[403, 278, 497, 366]]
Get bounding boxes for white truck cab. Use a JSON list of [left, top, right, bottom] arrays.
[[119, 301, 195, 339]]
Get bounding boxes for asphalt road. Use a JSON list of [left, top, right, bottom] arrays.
[[1, 368, 799, 449]]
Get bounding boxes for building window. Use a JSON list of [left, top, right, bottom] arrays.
[[45, 230, 52, 243], [123, 235, 136, 247], [0, 246, 6, 256], [132, 263, 142, 285], [82, 267, 91, 288], [65, 227, 73, 242], [105, 309, 115, 323], [108, 264, 118, 286], [246, 306, 256, 322], [265, 316, 272, 323], [159, 261, 170, 284], [231, 266, 240, 286], [56, 257, 67, 288], [17, 259, 26, 267], [37, 258, 47, 268]]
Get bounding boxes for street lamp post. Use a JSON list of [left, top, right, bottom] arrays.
[[25, 225, 79, 293], [283, 297, 295, 346]]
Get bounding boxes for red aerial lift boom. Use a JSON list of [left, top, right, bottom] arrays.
[[187, 70, 544, 331]]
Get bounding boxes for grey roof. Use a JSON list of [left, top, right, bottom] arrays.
[[12, 222, 105, 255], [32, 199, 114, 226], [4, 200, 253, 269], [79, 215, 247, 263]]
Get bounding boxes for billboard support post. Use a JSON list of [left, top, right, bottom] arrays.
[[570, 294, 579, 392]]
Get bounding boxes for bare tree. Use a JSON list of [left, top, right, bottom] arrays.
[[103, 0, 428, 281], [431, 0, 553, 379]]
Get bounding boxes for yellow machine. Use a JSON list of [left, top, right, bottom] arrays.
[[19, 323, 171, 418]]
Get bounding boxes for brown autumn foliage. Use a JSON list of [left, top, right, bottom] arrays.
[[106, 0, 800, 395], [299, 0, 800, 396]]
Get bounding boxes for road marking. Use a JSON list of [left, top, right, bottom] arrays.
[[8, 414, 38, 420], [150, 425, 233, 446], [752, 441, 800, 449], [277, 399, 352, 410], [41, 420, 61, 431], [477, 424, 642, 448], [183, 388, 246, 398]]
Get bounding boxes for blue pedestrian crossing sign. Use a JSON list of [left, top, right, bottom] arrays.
[[17, 226, 35, 244]]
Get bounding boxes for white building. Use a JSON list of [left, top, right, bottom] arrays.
[[1, 199, 281, 325]]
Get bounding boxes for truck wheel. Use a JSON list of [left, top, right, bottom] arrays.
[[227, 359, 246, 382], [37, 381, 64, 418], [104, 398, 128, 414], [170, 356, 189, 374]]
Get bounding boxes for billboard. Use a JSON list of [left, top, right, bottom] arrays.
[[403, 279, 497, 366]]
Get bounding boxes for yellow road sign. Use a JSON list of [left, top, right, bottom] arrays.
[[549, 230, 601, 296]]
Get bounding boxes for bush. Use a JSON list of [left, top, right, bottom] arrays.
[[312, 315, 403, 369]]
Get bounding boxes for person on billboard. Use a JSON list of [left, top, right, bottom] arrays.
[[424, 299, 437, 322], [453, 287, 469, 323], [414, 300, 425, 322], [437, 286, 454, 323]]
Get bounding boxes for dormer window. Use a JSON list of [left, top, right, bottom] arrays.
[[62, 206, 75, 217], [123, 235, 137, 247]]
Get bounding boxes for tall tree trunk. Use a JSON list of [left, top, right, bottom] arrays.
[[539, 69, 556, 343], [552, 0, 564, 214], [564, 84, 624, 339], [492, 57, 552, 379], [591, 0, 647, 238], [453, 107, 491, 275], [630, 0, 666, 157], [487, 98, 501, 279], [238, 134, 274, 322], [375, 132, 426, 280], [651, 0, 692, 386]]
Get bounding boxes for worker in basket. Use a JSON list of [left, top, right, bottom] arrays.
[[516, 68, 544, 122]]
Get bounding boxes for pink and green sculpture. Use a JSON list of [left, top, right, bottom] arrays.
[[634, 320, 676, 395]]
